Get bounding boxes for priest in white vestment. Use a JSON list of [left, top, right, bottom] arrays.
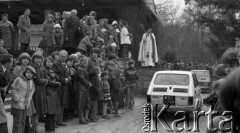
[[138, 28, 158, 67]]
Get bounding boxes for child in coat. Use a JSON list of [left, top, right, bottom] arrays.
[[100, 71, 111, 119], [112, 69, 123, 117], [52, 24, 64, 47], [11, 66, 36, 133], [89, 66, 101, 122]]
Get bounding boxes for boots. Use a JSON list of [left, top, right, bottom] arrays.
[[84, 110, 91, 123], [114, 103, 121, 117], [79, 113, 88, 124]]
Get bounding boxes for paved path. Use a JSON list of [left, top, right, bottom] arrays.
[[5, 95, 212, 133]]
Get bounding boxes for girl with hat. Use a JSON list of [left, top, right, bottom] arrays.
[[11, 65, 36, 133], [13, 52, 31, 80], [52, 24, 64, 47], [31, 51, 49, 133]]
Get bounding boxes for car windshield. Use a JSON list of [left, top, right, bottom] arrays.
[[154, 74, 189, 86], [193, 71, 209, 78]]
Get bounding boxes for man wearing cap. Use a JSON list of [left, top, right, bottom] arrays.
[[124, 59, 139, 110], [64, 9, 81, 54], [17, 9, 31, 53], [0, 13, 14, 50]]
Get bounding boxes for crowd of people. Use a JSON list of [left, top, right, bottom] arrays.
[[0, 8, 139, 133], [0, 8, 134, 59], [203, 46, 240, 133]]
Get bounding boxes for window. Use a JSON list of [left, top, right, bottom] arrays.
[[154, 74, 190, 86]]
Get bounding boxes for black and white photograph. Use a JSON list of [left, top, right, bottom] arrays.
[[0, 0, 240, 133]]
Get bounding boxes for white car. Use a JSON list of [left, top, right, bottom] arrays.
[[146, 71, 202, 112]]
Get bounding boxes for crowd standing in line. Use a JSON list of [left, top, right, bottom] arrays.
[[0, 8, 139, 133]]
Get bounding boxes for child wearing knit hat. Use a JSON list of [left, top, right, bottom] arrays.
[[52, 24, 64, 47]]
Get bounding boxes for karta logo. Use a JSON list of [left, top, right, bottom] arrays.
[[142, 102, 238, 132]]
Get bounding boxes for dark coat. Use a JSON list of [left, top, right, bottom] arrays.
[[75, 67, 91, 92], [0, 64, 10, 102], [64, 16, 81, 47], [89, 74, 101, 101], [43, 67, 61, 114], [0, 64, 11, 124], [52, 60, 69, 106], [112, 77, 123, 103], [31, 62, 48, 114]]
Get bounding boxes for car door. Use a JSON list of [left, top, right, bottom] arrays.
[[193, 74, 201, 97]]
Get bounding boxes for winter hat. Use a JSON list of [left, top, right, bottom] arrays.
[[112, 21, 118, 25], [32, 50, 43, 59], [54, 24, 61, 29], [79, 56, 88, 68], [89, 11, 96, 17], [24, 65, 36, 75], [18, 52, 30, 62], [99, 19, 105, 24], [66, 54, 76, 62]]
